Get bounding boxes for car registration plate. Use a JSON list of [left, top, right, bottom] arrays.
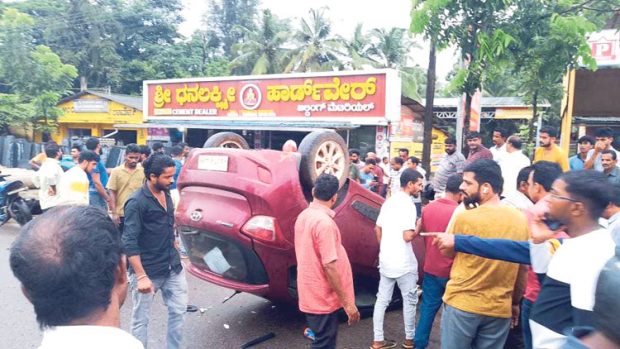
[[197, 155, 228, 172]]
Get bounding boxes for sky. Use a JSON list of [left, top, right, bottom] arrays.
[[179, 0, 456, 81]]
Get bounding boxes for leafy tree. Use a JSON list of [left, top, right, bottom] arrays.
[[206, 0, 260, 57], [230, 9, 291, 75], [0, 8, 77, 134], [285, 8, 344, 72]]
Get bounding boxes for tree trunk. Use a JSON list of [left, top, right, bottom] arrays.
[[422, 40, 436, 178], [464, 93, 472, 133], [528, 91, 539, 146]]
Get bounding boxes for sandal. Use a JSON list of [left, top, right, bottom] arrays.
[[370, 340, 397, 349], [402, 339, 414, 349]]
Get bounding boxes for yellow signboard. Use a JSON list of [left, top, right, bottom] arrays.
[[495, 108, 533, 120]]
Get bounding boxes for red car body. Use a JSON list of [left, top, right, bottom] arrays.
[[176, 148, 425, 304]]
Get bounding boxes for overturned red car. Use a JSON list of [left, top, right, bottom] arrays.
[[175, 131, 424, 307]]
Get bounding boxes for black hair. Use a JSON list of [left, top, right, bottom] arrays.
[[466, 131, 482, 140], [601, 149, 617, 161], [171, 145, 184, 157], [445, 136, 456, 145], [540, 126, 558, 138], [392, 157, 404, 165], [595, 127, 614, 138], [578, 135, 596, 145], [609, 182, 620, 207], [517, 166, 534, 190], [593, 248, 620, 345], [493, 128, 508, 138], [125, 143, 141, 154], [531, 161, 562, 192], [365, 158, 377, 166], [349, 149, 360, 156], [85, 137, 100, 151], [463, 159, 503, 194], [78, 150, 99, 163], [179, 142, 188, 148], [561, 170, 613, 220], [71, 144, 82, 152], [139, 145, 151, 157], [408, 156, 420, 164], [313, 173, 339, 201], [10, 206, 121, 328], [143, 153, 176, 179], [398, 148, 409, 155], [400, 168, 423, 188], [152, 142, 164, 152], [445, 174, 463, 194], [507, 136, 523, 150], [382, 156, 388, 161], [44, 142, 59, 158]]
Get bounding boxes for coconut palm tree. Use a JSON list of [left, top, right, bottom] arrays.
[[285, 8, 344, 72], [340, 23, 378, 69], [229, 9, 291, 75], [371, 28, 425, 100]]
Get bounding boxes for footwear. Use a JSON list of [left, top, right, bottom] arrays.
[[186, 304, 199, 313], [370, 340, 397, 349], [402, 339, 414, 348]]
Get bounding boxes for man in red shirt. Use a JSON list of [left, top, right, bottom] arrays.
[[465, 131, 494, 166], [413, 174, 462, 349], [294, 174, 360, 349]]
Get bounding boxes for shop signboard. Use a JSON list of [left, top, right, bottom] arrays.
[[588, 30, 620, 67], [74, 99, 109, 113], [144, 70, 400, 125]]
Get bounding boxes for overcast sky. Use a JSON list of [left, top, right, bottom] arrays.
[[179, 0, 456, 81]]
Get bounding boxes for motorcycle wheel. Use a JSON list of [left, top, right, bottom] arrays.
[[9, 198, 32, 226]]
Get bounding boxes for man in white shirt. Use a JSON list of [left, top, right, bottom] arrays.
[[371, 168, 424, 349], [490, 128, 508, 164], [9, 206, 143, 349], [58, 150, 99, 206], [500, 136, 531, 198], [388, 156, 405, 197], [584, 127, 620, 171], [33, 142, 64, 211]]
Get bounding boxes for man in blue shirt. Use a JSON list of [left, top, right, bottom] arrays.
[[569, 136, 594, 171], [85, 137, 113, 211]]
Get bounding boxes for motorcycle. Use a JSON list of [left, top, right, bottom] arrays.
[[0, 173, 36, 226]]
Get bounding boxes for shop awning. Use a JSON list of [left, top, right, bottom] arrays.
[[114, 120, 362, 132]]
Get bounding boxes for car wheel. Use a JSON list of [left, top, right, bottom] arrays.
[[298, 131, 349, 191], [203, 132, 250, 149]]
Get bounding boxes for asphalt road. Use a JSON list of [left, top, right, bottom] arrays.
[[1, 222, 441, 349]]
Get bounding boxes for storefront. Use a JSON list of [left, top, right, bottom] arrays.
[[120, 70, 406, 157], [53, 90, 148, 146]]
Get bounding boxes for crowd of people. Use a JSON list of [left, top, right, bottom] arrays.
[[9, 126, 620, 349], [297, 126, 620, 349], [17, 139, 191, 349]]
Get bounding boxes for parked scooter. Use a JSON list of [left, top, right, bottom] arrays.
[[0, 173, 35, 226]]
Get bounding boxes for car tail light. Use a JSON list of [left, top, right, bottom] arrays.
[[241, 215, 291, 249]]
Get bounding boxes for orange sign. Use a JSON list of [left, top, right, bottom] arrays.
[[145, 72, 391, 119]]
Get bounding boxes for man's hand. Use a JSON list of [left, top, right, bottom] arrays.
[[47, 187, 56, 196], [422, 232, 456, 256], [110, 213, 120, 225], [595, 140, 606, 152], [343, 303, 360, 325], [137, 276, 154, 294], [511, 304, 520, 329]]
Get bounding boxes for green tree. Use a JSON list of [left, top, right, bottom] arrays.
[[371, 27, 425, 100], [206, 0, 260, 58], [0, 9, 77, 134], [230, 9, 291, 75], [285, 8, 344, 73], [341, 23, 378, 69]]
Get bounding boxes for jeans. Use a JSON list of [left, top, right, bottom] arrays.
[[130, 269, 188, 349], [305, 311, 339, 349], [414, 273, 448, 349], [521, 298, 534, 349], [373, 272, 418, 341], [89, 191, 107, 211], [440, 304, 511, 349]]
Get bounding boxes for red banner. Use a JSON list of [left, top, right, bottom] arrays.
[[145, 72, 388, 119]]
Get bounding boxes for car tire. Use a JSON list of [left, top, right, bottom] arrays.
[[203, 132, 250, 149], [8, 197, 32, 226], [298, 131, 349, 191]]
